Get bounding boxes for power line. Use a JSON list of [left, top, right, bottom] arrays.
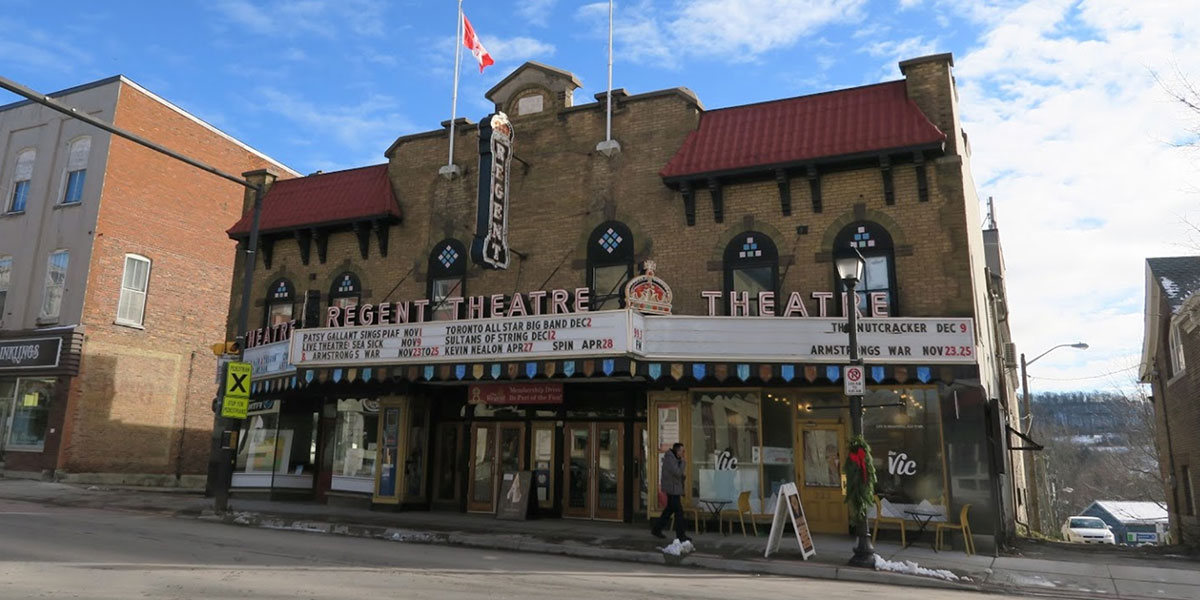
[[1029, 365, 1138, 382]]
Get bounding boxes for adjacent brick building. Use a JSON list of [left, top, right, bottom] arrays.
[[222, 54, 1024, 551], [0, 76, 296, 485], [1140, 257, 1200, 545]]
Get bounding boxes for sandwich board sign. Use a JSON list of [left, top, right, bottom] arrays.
[[764, 482, 816, 560]]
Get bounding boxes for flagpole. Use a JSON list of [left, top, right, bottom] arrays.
[[446, 0, 464, 171], [605, 0, 613, 142], [596, 0, 621, 156]]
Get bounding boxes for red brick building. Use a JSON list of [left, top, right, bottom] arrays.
[[0, 76, 296, 485], [222, 54, 1024, 552]]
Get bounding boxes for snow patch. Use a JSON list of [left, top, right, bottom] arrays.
[[390, 531, 436, 543], [873, 555, 963, 581], [1161, 277, 1179, 298], [660, 539, 695, 556], [1009, 573, 1059, 588]]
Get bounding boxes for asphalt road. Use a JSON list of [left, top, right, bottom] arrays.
[[0, 498, 1007, 600]]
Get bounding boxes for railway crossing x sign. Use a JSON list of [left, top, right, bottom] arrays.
[[221, 361, 252, 419]]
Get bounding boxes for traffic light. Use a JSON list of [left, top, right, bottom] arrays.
[[210, 341, 241, 356]]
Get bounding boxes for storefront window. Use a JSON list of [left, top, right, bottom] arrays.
[[760, 392, 795, 511], [333, 399, 378, 480], [0, 379, 16, 455], [864, 388, 946, 513], [236, 403, 281, 473], [8, 379, 54, 449], [690, 391, 760, 504], [275, 409, 317, 477], [404, 402, 428, 498]]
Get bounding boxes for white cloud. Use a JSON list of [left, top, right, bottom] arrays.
[[212, 0, 386, 39], [518, 0, 558, 28], [576, 0, 865, 67], [253, 87, 417, 160], [951, 0, 1200, 390], [479, 36, 556, 64]]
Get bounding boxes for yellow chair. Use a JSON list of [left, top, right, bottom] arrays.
[[721, 491, 766, 536], [871, 495, 907, 547], [935, 504, 975, 555]]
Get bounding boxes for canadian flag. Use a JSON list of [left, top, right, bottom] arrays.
[[462, 13, 494, 73]]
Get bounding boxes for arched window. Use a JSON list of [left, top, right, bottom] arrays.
[[61, 137, 90, 205], [587, 222, 634, 310], [833, 222, 896, 316], [265, 278, 295, 327], [428, 239, 466, 321], [723, 232, 778, 316], [329, 272, 362, 310]]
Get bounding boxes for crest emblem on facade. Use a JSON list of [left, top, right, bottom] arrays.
[[623, 260, 673, 315]]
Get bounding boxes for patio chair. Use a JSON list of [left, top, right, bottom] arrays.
[[722, 490, 767, 536], [935, 504, 975, 555], [871, 495, 907, 547]]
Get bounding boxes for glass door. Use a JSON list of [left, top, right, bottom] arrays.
[[563, 424, 592, 518], [433, 423, 464, 507], [0, 380, 15, 460], [796, 422, 849, 534], [467, 422, 525, 513], [467, 423, 496, 513], [563, 422, 624, 521]]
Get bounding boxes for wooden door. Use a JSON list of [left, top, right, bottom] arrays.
[[594, 423, 624, 521], [796, 423, 849, 534], [563, 423, 592, 518], [466, 424, 496, 513], [563, 422, 624, 521], [433, 423, 463, 507]]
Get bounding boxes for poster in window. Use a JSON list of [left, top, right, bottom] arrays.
[[657, 403, 679, 453]]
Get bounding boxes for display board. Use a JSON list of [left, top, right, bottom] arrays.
[[496, 471, 533, 521], [764, 482, 816, 560]]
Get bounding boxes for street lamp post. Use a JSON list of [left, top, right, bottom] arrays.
[[1020, 342, 1088, 534], [835, 252, 875, 568]]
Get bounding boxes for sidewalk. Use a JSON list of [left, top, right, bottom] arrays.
[[1, 478, 1197, 599]]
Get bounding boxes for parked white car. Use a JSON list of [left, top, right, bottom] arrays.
[[1061, 516, 1115, 544]]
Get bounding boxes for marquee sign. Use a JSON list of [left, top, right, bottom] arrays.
[[289, 309, 977, 367], [472, 112, 514, 269], [243, 339, 295, 381], [291, 310, 640, 367], [640, 315, 975, 364]]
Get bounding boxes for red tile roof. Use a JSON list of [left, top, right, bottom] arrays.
[[660, 80, 946, 180], [228, 164, 399, 236]]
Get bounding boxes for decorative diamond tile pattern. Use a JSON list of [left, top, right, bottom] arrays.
[[851, 226, 875, 249], [598, 228, 623, 254], [272, 282, 289, 299], [439, 245, 459, 268], [739, 236, 762, 259], [337, 275, 356, 293]]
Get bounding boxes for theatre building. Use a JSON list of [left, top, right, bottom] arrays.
[[224, 53, 1024, 550]]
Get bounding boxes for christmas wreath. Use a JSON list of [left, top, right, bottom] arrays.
[[843, 434, 877, 526]]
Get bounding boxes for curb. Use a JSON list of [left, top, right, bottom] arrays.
[[207, 510, 982, 593]]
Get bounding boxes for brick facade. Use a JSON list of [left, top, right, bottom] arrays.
[[1, 78, 293, 484]]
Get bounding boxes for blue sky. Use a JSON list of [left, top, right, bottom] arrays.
[[4, 0, 1200, 392]]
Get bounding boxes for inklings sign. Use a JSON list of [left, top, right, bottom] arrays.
[[0, 337, 62, 370], [472, 112, 514, 270]]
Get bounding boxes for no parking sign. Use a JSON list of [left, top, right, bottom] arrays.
[[844, 364, 865, 395]]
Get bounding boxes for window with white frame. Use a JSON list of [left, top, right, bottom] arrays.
[[0, 255, 11, 318], [61, 137, 89, 205], [8, 149, 34, 213], [117, 254, 151, 327], [1170, 321, 1186, 376], [39, 250, 69, 322]]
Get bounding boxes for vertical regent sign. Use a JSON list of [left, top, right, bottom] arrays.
[[472, 112, 514, 269]]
